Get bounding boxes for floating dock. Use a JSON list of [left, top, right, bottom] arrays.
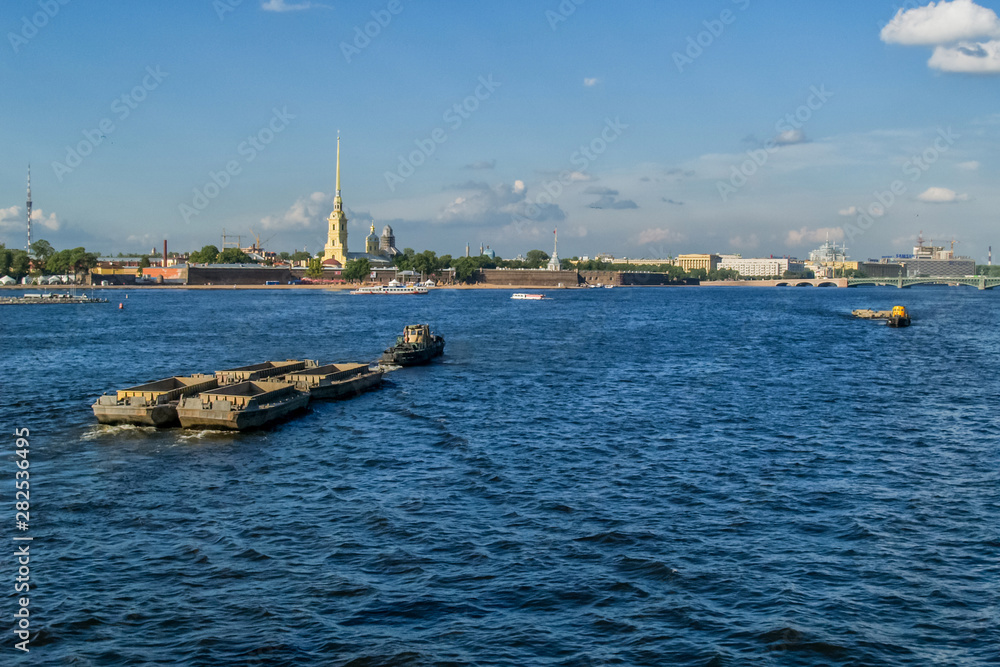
[[1, 293, 108, 305]]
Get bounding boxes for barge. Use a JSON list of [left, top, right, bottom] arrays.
[[380, 324, 445, 366], [279, 363, 384, 399], [92, 374, 218, 427], [176, 381, 310, 431], [215, 360, 316, 385]]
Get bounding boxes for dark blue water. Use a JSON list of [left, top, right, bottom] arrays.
[[2, 286, 998, 665]]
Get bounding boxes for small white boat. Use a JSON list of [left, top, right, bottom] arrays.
[[350, 285, 428, 295], [511, 293, 544, 300]]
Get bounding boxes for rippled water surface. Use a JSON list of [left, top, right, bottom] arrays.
[[2, 286, 998, 666]]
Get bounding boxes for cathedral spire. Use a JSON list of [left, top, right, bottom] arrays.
[[325, 133, 349, 264], [335, 134, 342, 200]]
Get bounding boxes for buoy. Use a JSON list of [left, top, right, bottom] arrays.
[[125, 294, 129, 299], [119, 303, 123, 309]]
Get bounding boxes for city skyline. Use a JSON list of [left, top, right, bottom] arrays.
[[1, 0, 998, 261]]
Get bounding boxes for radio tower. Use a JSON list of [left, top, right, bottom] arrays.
[[26, 165, 32, 254]]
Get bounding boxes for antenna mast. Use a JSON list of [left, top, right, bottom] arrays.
[[26, 165, 32, 253]]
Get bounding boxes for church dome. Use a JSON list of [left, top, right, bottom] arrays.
[[381, 225, 394, 237]]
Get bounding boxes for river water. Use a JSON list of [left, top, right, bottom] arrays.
[[2, 286, 998, 665]]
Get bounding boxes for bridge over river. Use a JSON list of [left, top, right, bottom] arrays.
[[701, 277, 1000, 290]]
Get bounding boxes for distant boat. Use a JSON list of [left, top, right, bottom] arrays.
[[511, 293, 544, 300], [350, 285, 428, 295]]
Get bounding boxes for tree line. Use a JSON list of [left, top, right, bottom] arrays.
[[0, 240, 99, 280]]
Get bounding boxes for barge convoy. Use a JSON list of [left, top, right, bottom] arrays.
[[92, 326, 443, 431]]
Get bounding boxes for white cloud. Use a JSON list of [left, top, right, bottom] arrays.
[[729, 234, 760, 250], [583, 78, 600, 87], [436, 181, 565, 227], [955, 160, 981, 170], [261, 0, 316, 11], [881, 0, 1000, 46], [786, 226, 844, 247], [838, 206, 859, 216], [32, 209, 60, 231], [261, 192, 331, 230], [636, 228, 683, 245], [929, 40, 1000, 72], [917, 186, 969, 202], [774, 129, 807, 145], [0, 205, 60, 233]]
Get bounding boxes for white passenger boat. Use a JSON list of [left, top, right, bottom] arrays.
[[350, 285, 428, 295], [511, 293, 544, 300]]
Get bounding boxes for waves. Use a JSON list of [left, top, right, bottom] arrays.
[[3, 287, 999, 664]]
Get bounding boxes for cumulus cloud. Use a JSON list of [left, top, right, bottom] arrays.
[[881, 1, 1000, 74], [774, 129, 807, 145], [838, 206, 859, 216], [637, 228, 683, 245], [917, 186, 969, 202], [929, 40, 1000, 72], [463, 159, 496, 170], [437, 181, 565, 227], [260, 192, 331, 230], [729, 234, 760, 249], [0, 205, 60, 233], [583, 77, 600, 87], [786, 226, 844, 247], [955, 160, 981, 170], [589, 195, 638, 210], [662, 198, 685, 206], [880, 0, 1000, 45]]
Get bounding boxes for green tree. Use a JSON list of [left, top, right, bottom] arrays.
[[525, 249, 550, 268], [451, 256, 481, 283], [189, 245, 221, 263], [342, 257, 371, 282], [290, 250, 311, 262], [31, 239, 55, 263], [6, 249, 30, 279], [305, 257, 324, 279], [139, 256, 151, 269], [217, 248, 253, 264]]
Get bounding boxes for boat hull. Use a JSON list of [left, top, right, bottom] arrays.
[[93, 403, 179, 427], [380, 339, 444, 366], [887, 317, 911, 328], [307, 370, 384, 400], [177, 392, 310, 431]]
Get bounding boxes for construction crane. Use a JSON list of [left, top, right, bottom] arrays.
[[951, 237, 959, 253], [248, 228, 275, 253]]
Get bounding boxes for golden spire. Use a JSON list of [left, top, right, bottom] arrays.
[[335, 134, 341, 198]]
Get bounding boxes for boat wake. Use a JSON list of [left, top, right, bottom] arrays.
[[80, 423, 157, 440]]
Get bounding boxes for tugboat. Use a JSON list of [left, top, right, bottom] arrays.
[[379, 324, 445, 366], [886, 305, 911, 328]]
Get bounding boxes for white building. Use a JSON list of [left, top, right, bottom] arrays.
[[718, 256, 805, 277]]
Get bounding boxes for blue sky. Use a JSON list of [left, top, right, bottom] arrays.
[[1, 0, 998, 261]]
